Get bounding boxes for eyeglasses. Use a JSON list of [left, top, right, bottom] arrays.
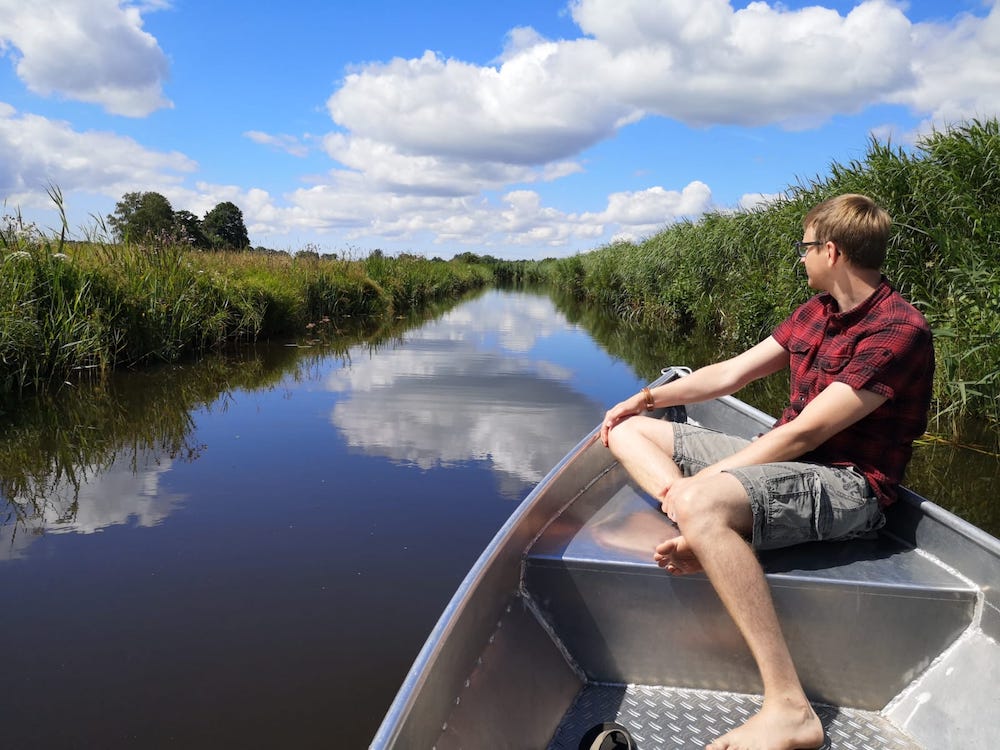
[[793, 240, 824, 258]]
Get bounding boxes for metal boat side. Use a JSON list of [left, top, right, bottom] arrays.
[[370, 369, 692, 749], [369, 408, 617, 748], [372, 368, 1000, 749]]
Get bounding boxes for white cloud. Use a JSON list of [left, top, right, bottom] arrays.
[[600, 183, 712, 226], [244, 131, 311, 158], [327, 45, 637, 166], [325, 0, 919, 179], [267, 180, 708, 255], [0, 0, 172, 117], [738, 192, 784, 211], [0, 102, 194, 205], [891, 1, 1000, 127], [4, 0, 1000, 257], [321, 133, 581, 197]]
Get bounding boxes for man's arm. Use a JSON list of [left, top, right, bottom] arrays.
[[601, 337, 789, 446], [699, 381, 887, 474]]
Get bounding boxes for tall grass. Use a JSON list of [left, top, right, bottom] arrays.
[[1, 200, 491, 407], [536, 119, 1000, 431]]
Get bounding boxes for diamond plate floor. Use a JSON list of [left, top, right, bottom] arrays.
[[548, 684, 923, 750]]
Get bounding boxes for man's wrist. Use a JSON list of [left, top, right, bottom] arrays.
[[641, 386, 655, 411]]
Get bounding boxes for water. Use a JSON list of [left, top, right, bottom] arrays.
[[1, 288, 996, 749], [0, 290, 649, 749]]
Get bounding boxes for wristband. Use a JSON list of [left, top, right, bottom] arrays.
[[641, 387, 655, 411]]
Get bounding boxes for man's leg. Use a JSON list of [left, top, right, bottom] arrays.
[[606, 420, 823, 750], [663, 473, 823, 750], [603, 414, 683, 501]]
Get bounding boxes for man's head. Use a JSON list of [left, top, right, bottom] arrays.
[[803, 194, 891, 270]]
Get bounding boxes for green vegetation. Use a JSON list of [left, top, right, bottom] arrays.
[[108, 191, 251, 250], [3, 119, 998, 432], [0, 197, 490, 409], [531, 119, 1000, 431]]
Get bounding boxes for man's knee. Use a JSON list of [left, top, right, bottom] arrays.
[[606, 416, 673, 457], [605, 415, 642, 458], [672, 474, 753, 538]]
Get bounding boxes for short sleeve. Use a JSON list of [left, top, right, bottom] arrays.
[[835, 323, 931, 400]]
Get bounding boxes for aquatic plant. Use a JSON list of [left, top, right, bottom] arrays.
[[534, 118, 1000, 430], [0, 194, 491, 407]]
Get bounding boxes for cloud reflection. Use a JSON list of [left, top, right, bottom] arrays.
[[1, 451, 185, 561], [326, 292, 604, 494]]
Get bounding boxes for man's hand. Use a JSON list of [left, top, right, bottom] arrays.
[[658, 475, 688, 521], [599, 395, 643, 447]]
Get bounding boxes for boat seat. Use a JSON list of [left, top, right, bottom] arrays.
[[525, 464, 979, 710]]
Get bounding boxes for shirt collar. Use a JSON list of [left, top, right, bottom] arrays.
[[820, 276, 892, 324]]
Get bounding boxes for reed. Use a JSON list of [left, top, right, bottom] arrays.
[[534, 118, 1000, 430], [0, 198, 490, 406]]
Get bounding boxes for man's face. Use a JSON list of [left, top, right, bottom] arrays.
[[799, 225, 827, 290]]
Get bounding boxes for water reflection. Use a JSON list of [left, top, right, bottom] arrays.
[[0, 289, 640, 749], [1, 451, 184, 561], [327, 291, 607, 495], [0, 303, 458, 562]]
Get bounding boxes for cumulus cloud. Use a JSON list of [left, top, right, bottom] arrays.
[[738, 192, 784, 211], [321, 133, 582, 197], [5, 0, 1000, 257], [0, 0, 172, 116], [300, 0, 995, 253], [578, 0, 916, 128], [328, 46, 638, 167], [891, 1, 1000, 127], [0, 102, 194, 205], [270, 178, 710, 255], [324, 0, 920, 179]]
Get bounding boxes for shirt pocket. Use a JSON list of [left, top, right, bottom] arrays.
[[818, 342, 855, 373], [786, 336, 814, 367]]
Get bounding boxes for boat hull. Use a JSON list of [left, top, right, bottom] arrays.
[[372, 367, 1000, 749]]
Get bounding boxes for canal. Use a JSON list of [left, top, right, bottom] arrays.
[[1, 288, 996, 748]]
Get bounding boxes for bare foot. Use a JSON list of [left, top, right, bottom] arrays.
[[706, 697, 823, 750], [653, 534, 704, 575]]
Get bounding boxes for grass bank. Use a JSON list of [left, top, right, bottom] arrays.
[[0, 211, 490, 408], [531, 119, 1000, 431]]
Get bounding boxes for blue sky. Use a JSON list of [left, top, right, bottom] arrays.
[[1, 0, 998, 259]]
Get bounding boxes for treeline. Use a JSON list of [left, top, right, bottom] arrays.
[[517, 119, 1000, 428]]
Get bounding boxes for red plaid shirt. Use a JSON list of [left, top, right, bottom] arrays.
[[771, 278, 934, 506]]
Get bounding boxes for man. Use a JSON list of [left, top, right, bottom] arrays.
[[599, 194, 934, 750]]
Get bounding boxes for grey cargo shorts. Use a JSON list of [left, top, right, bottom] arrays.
[[671, 423, 885, 550]]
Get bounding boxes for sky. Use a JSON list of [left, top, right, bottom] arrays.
[[1, 0, 999, 260]]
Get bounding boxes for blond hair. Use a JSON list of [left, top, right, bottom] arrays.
[[804, 194, 891, 269]]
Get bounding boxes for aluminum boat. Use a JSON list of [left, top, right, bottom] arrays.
[[372, 366, 1000, 749]]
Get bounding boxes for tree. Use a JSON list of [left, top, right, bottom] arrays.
[[202, 201, 250, 250], [173, 210, 209, 248], [108, 191, 174, 242]]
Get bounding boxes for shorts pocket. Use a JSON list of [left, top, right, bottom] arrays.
[[760, 470, 825, 548]]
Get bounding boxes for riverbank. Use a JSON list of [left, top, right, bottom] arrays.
[[514, 119, 1000, 432], [4, 120, 998, 430], [0, 216, 490, 409]]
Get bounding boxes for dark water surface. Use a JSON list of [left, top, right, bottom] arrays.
[[1, 289, 997, 749], [0, 290, 650, 749]]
